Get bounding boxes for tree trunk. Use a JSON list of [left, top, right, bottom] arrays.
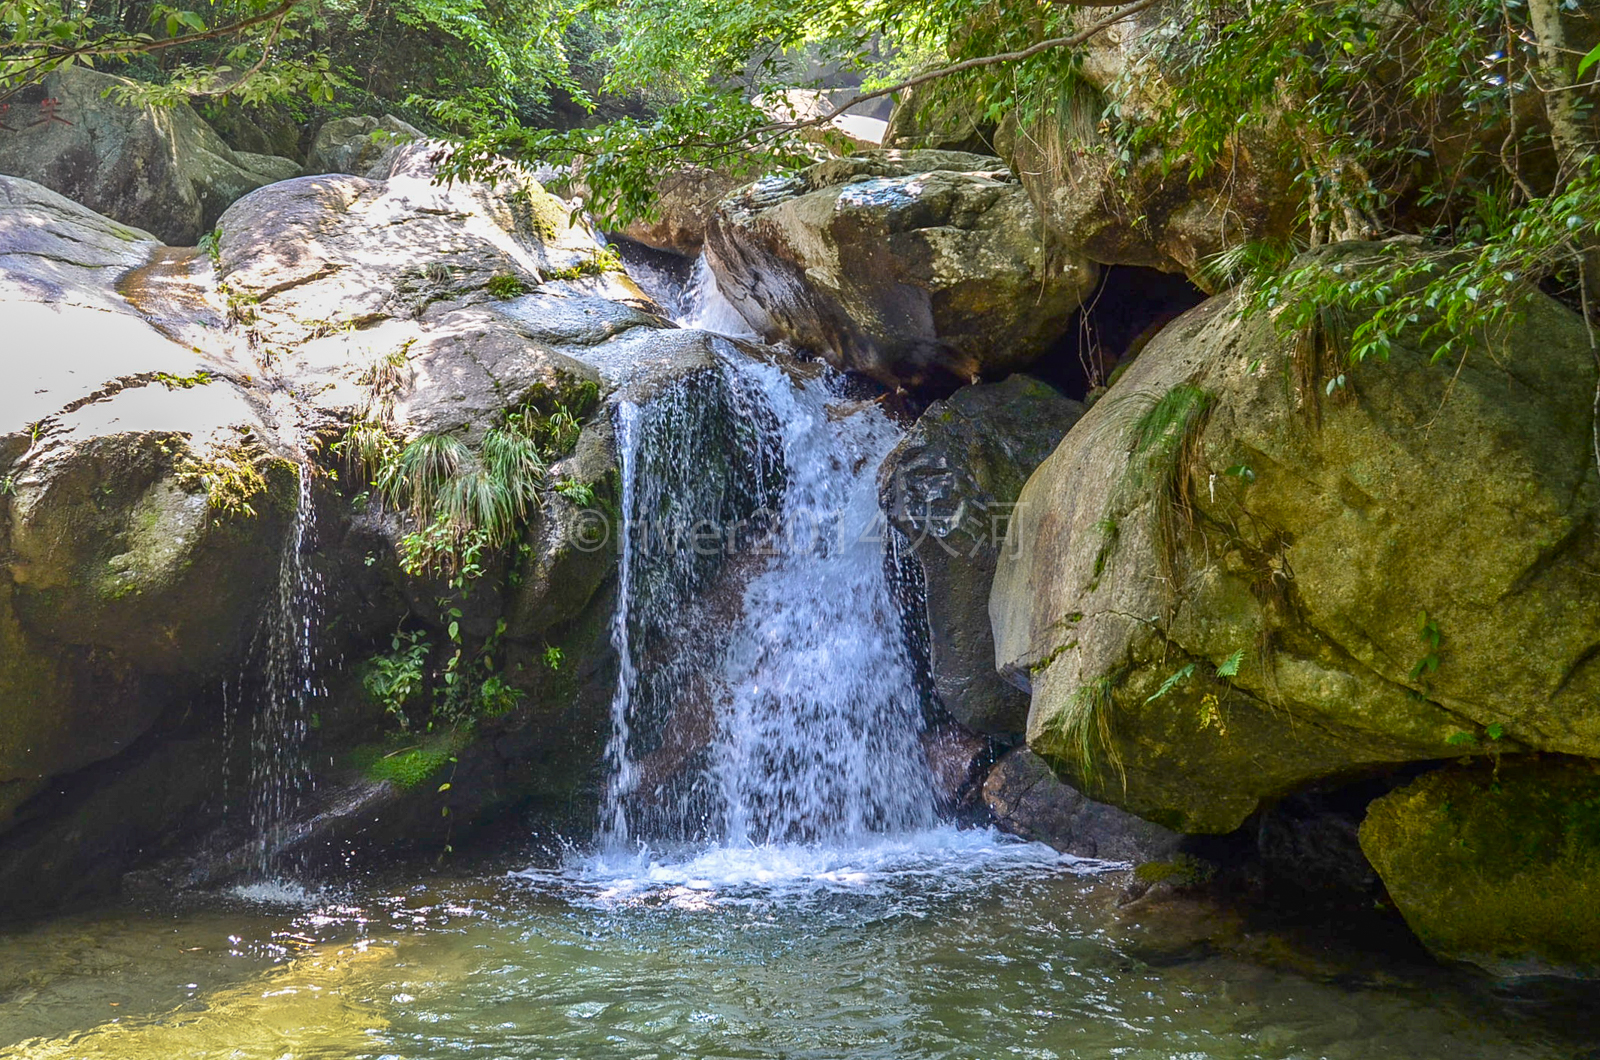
[[1528, 0, 1600, 307]]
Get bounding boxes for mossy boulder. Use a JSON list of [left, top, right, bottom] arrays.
[[992, 243, 1600, 833], [306, 114, 424, 176], [0, 176, 299, 838], [878, 375, 1085, 734], [1360, 758, 1600, 978], [0, 65, 300, 244], [705, 150, 1098, 390]]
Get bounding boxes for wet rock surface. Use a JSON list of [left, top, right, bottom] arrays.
[[982, 747, 1181, 861], [879, 375, 1084, 734]]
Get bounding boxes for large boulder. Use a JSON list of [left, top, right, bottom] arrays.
[[306, 114, 424, 176], [0, 143, 749, 914], [0, 177, 295, 832], [0, 66, 302, 245], [992, 243, 1600, 833], [706, 150, 1098, 389], [620, 166, 747, 254], [879, 375, 1084, 734], [983, 747, 1181, 861], [1360, 758, 1600, 979], [882, 84, 995, 154]]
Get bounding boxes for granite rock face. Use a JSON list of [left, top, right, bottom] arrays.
[[707, 150, 1097, 389]]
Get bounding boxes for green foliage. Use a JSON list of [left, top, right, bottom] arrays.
[[1045, 670, 1124, 793], [155, 369, 214, 389], [197, 228, 222, 265], [1145, 663, 1197, 706], [352, 735, 459, 789], [363, 629, 430, 727], [1215, 649, 1244, 679], [487, 273, 529, 299], [172, 439, 272, 518], [544, 245, 625, 280], [553, 477, 595, 506], [1409, 610, 1444, 683]]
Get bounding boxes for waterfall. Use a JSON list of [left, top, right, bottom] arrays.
[[598, 254, 936, 851], [246, 460, 325, 874]]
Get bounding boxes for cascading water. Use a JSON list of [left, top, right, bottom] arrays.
[[597, 254, 936, 857], [245, 453, 326, 875]]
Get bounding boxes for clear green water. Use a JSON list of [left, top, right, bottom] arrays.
[[0, 831, 1590, 1060]]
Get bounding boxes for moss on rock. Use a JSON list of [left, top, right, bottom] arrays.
[[1359, 757, 1600, 978]]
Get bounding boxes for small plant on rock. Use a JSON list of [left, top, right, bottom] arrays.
[[486, 273, 527, 299]]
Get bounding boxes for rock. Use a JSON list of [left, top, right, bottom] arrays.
[[0, 66, 303, 245], [991, 243, 1600, 833], [0, 144, 741, 913], [705, 150, 1098, 389], [621, 166, 747, 253], [923, 725, 995, 814], [1360, 758, 1600, 979], [996, 101, 1299, 288], [983, 747, 1181, 861], [882, 84, 995, 154], [0, 176, 295, 833], [201, 101, 305, 163], [879, 375, 1085, 733], [985, 3, 1298, 287], [307, 114, 425, 176]]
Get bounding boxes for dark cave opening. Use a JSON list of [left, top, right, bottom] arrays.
[[1032, 265, 1210, 402]]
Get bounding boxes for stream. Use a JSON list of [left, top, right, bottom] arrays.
[[0, 840, 1590, 1060], [2, 246, 1596, 1060]]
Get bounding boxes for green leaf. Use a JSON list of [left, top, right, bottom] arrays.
[[1216, 650, 1244, 678], [1145, 663, 1196, 705], [437, 782, 452, 792], [1486, 722, 1505, 741], [1578, 41, 1600, 78]]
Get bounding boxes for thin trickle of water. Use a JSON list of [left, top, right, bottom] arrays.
[[248, 461, 326, 873]]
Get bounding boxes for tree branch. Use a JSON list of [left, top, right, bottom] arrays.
[[0, 0, 298, 105], [728, 0, 1162, 148]]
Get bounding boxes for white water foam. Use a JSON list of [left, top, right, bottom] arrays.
[[678, 253, 760, 338], [520, 827, 1114, 909], [230, 878, 326, 907]]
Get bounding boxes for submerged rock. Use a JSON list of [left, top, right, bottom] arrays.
[[983, 747, 1180, 861], [1360, 758, 1600, 979], [992, 243, 1600, 833], [0, 65, 302, 245], [706, 150, 1097, 389], [879, 375, 1084, 734]]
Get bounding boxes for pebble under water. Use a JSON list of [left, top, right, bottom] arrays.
[[0, 829, 1594, 1060]]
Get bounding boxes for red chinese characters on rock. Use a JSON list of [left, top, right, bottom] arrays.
[[0, 98, 72, 133]]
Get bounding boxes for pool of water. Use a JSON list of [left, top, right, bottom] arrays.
[[3, 828, 1593, 1060]]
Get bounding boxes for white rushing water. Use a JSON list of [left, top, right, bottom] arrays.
[[585, 253, 1053, 894]]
